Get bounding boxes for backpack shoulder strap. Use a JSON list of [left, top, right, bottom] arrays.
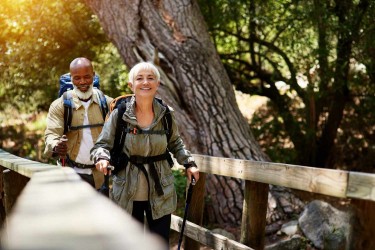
[[156, 99, 174, 167], [94, 88, 108, 121], [113, 97, 131, 155], [156, 98, 173, 142], [63, 91, 74, 134], [163, 106, 173, 142]]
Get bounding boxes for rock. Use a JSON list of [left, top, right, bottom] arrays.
[[265, 235, 307, 250], [266, 221, 283, 235], [280, 220, 299, 236], [298, 200, 356, 250], [267, 186, 305, 224]]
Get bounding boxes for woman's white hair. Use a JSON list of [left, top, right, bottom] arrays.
[[128, 62, 160, 84]]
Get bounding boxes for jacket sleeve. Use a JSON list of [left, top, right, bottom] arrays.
[[90, 108, 118, 163], [167, 110, 195, 165], [44, 98, 64, 158], [105, 95, 113, 108]]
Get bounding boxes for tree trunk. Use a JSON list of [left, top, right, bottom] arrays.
[[85, 0, 268, 227]]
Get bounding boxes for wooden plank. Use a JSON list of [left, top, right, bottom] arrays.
[[185, 172, 206, 250], [347, 172, 375, 201], [193, 155, 349, 198], [0, 149, 58, 178], [2, 169, 29, 215], [1, 167, 166, 250], [171, 215, 253, 250], [240, 181, 268, 249]]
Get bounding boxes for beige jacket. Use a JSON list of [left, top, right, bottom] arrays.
[[44, 89, 112, 189]]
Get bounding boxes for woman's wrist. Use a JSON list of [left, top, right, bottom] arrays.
[[95, 157, 110, 164], [184, 162, 197, 169]]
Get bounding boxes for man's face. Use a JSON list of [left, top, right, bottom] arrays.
[[70, 65, 94, 93]]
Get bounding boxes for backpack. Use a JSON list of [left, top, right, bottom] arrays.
[[108, 95, 173, 175], [60, 73, 108, 134]]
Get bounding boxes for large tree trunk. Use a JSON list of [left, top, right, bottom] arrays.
[[85, 0, 268, 226]]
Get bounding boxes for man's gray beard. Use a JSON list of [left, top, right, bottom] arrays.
[[73, 84, 93, 100]]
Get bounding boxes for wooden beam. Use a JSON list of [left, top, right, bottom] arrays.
[[347, 172, 375, 201], [193, 155, 349, 198], [0, 149, 58, 178], [171, 215, 253, 250], [1, 167, 167, 250], [2, 169, 29, 216]]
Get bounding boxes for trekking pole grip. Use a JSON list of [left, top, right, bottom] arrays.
[[59, 135, 68, 166]]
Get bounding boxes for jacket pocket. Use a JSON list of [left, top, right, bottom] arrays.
[[152, 173, 177, 214], [160, 173, 175, 199], [161, 173, 174, 187], [112, 174, 126, 202]]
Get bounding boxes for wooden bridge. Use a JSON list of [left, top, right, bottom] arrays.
[[0, 148, 374, 250]]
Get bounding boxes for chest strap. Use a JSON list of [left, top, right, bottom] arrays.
[[69, 123, 104, 130], [125, 127, 169, 135], [129, 152, 170, 196]]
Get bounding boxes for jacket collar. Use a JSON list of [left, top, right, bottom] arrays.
[[123, 96, 167, 128]]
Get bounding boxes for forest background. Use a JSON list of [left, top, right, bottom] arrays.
[[0, 0, 374, 237]]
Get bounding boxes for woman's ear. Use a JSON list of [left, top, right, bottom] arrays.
[[128, 82, 133, 90]]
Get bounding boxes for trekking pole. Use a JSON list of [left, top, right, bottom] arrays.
[[100, 165, 114, 197], [59, 135, 68, 166], [177, 176, 196, 250]]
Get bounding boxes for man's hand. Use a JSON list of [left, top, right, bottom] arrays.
[[96, 159, 112, 175], [54, 135, 68, 157]]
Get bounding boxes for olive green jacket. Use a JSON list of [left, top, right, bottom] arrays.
[[91, 96, 195, 219], [44, 89, 112, 189]]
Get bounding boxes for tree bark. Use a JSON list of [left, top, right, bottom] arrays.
[[85, 0, 268, 228]]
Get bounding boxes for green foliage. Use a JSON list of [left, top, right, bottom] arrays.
[[0, 0, 127, 114], [199, 0, 375, 171], [93, 44, 131, 97], [173, 169, 188, 217], [1, 0, 374, 174], [251, 101, 298, 164]]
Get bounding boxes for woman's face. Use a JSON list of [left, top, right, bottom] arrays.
[[129, 69, 160, 97]]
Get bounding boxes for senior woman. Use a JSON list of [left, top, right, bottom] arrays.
[[91, 61, 199, 244]]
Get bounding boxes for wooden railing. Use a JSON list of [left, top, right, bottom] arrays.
[[1, 148, 375, 250], [170, 155, 375, 249], [0, 149, 166, 250]]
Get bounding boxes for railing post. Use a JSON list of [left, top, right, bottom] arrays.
[[351, 199, 375, 249], [0, 166, 5, 225], [240, 180, 269, 250], [3, 169, 29, 216], [184, 172, 206, 250]]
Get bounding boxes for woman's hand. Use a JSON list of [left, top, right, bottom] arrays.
[[95, 159, 111, 175], [186, 166, 199, 184]]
